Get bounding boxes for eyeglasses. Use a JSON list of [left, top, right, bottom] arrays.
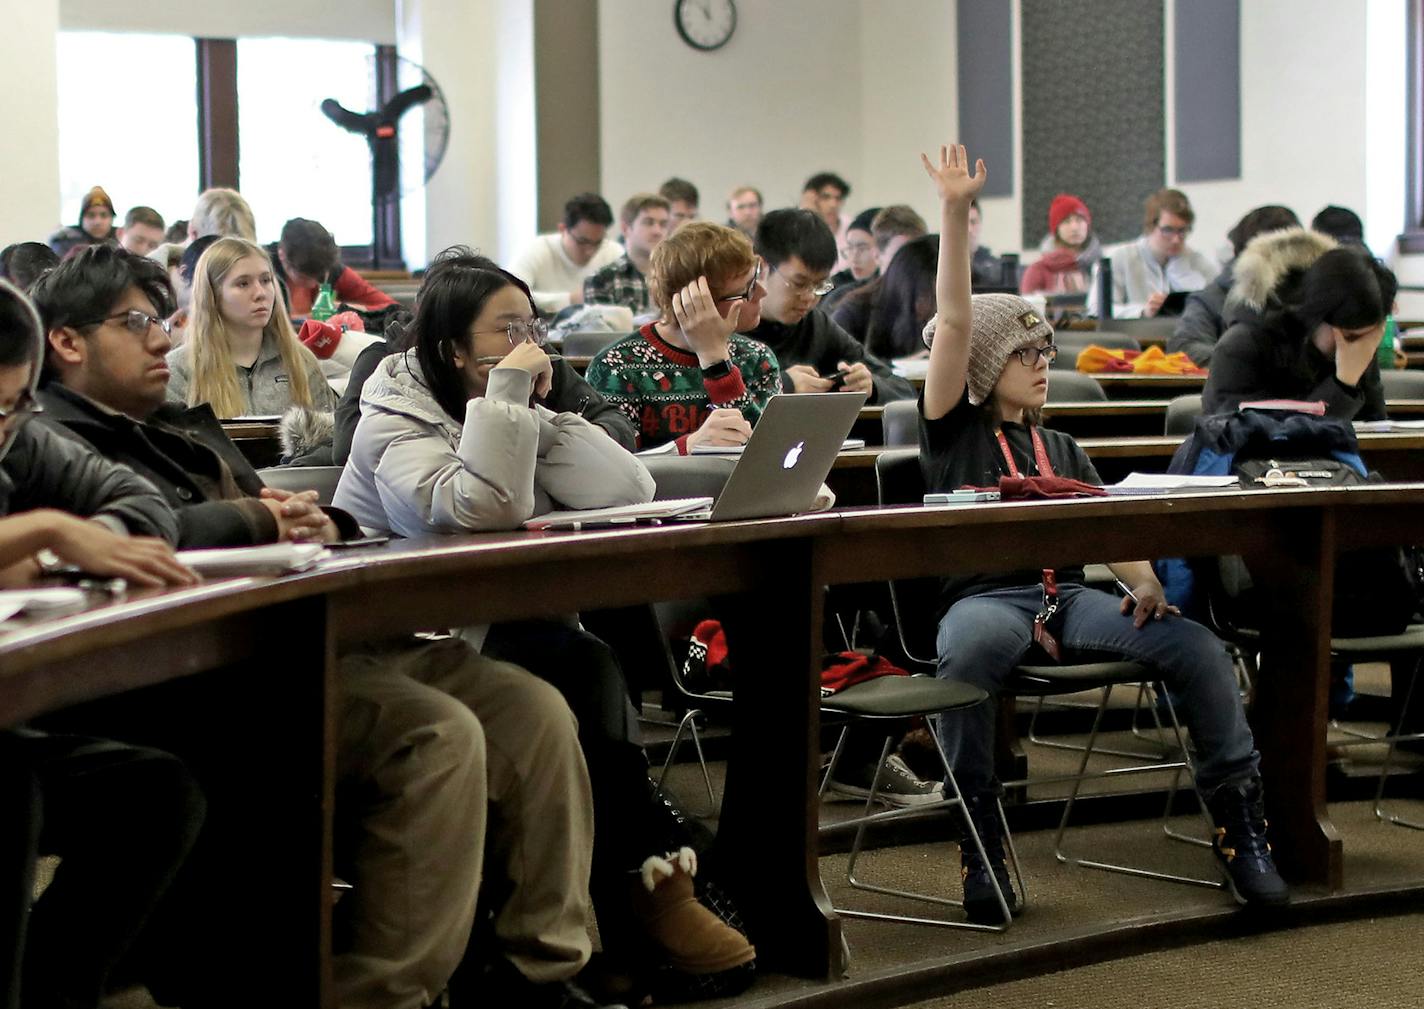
[[770, 263, 834, 298], [75, 309, 173, 337], [1011, 344, 1057, 367], [1156, 224, 1191, 238], [472, 317, 550, 348], [0, 388, 42, 425], [716, 260, 764, 303], [566, 232, 605, 249], [842, 242, 874, 257]]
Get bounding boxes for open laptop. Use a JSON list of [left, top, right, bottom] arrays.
[[526, 391, 868, 529]]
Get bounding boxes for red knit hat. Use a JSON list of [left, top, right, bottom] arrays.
[[1048, 193, 1091, 235]]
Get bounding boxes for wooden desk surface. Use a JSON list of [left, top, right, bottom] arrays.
[[11, 482, 1424, 996]]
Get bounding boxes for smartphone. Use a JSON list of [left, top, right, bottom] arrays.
[[824, 369, 850, 390], [328, 534, 392, 550], [923, 490, 1000, 505]]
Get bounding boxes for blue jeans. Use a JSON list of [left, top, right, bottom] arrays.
[[935, 584, 1259, 797]]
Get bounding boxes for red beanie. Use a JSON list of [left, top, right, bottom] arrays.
[[298, 318, 344, 359], [1048, 193, 1091, 235]]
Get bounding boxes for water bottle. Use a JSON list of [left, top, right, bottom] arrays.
[[1097, 258, 1113, 321], [310, 283, 338, 322], [1377, 315, 1397, 370]]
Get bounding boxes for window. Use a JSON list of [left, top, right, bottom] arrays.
[[56, 32, 201, 235], [236, 37, 376, 246]]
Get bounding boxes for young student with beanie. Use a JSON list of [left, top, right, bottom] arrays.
[[1020, 193, 1100, 295], [584, 221, 780, 454], [47, 186, 118, 257], [918, 142, 1287, 924]]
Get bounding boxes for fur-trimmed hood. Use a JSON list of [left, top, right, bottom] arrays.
[[1226, 227, 1337, 313]]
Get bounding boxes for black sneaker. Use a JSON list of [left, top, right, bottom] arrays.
[[827, 753, 945, 807], [959, 793, 1019, 925], [1207, 776, 1290, 908]]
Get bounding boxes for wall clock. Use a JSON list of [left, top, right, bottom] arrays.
[[674, 0, 737, 52]]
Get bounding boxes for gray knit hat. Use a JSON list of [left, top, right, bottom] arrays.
[[966, 293, 1055, 405]]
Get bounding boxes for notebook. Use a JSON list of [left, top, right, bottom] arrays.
[[175, 543, 330, 577], [526, 392, 868, 529]]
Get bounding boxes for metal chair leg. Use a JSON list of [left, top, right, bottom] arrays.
[[1375, 666, 1424, 830], [655, 708, 717, 815], [1053, 684, 1223, 889]]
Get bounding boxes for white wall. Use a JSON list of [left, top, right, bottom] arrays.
[[598, 0, 863, 222], [0, 0, 62, 245], [59, 0, 395, 42]]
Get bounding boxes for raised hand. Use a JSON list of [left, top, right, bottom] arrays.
[[920, 143, 987, 207]]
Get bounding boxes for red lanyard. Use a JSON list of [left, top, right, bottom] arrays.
[[994, 426, 1056, 480], [996, 427, 1063, 657]]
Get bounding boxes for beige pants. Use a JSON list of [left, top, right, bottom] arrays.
[[334, 638, 594, 1009]]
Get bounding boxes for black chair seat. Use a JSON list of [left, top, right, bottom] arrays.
[[1011, 660, 1152, 696], [820, 675, 987, 718]]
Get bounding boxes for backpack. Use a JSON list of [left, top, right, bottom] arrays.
[[1156, 410, 1422, 637]]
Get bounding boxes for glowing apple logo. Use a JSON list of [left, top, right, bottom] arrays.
[[782, 441, 805, 470]]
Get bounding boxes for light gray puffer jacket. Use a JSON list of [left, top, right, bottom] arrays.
[[333, 351, 655, 537]]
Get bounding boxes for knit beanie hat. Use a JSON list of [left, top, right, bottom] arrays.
[[1048, 193, 1091, 236], [966, 293, 1055, 406], [79, 186, 115, 221]]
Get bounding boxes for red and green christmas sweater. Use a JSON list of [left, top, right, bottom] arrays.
[[583, 323, 782, 453]]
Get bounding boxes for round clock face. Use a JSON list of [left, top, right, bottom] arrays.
[[675, 0, 737, 51]]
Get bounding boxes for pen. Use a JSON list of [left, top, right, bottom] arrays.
[[1114, 578, 1138, 603]]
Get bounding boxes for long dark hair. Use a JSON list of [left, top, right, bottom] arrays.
[[398, 246, 537, 422], [1287, 247, 1397, 335], [863, 234, 937, 360]]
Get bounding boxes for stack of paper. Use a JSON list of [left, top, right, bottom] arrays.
[[1104, 473, 1239, 495], [0, 588, 90, 623], [175, 543, 330, 577]]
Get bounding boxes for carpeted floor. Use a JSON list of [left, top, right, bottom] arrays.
[[904, 912, 1424, 1008]]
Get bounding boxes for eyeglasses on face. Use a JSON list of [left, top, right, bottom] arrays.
[[1156, 224, 1191, 238], [842, 242, 874, 257], [567, 232, 605, 248], [770, 263, 834, 298], [474, 317, 550, 348], [1011, 343, 1057, 367], [75, 309, 173, 337], [0, 388, 42, 425], [716, 260, 764, 303]]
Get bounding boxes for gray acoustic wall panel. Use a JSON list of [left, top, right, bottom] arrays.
[[957, 1, 1014, 198], [1174, 0, 1241, 182], [1021, 0, 1165, 247]]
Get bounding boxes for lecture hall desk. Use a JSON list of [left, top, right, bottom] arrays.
[[5, 485, 1424, 1002]]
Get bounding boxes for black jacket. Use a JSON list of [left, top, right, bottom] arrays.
[[744, 311, 915, 404], [36, 384, 359, 547], [0, 420, 179, 542], [1202, 313, 1387, 422], [332, 340, 638, 466]]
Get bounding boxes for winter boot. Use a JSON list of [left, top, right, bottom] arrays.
[[1206, 775, 1290, 908], [959, 792, 1019, 925]]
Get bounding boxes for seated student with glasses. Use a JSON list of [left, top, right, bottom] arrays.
[[584, 221, 781, 454], [919, 144, 1287, 924], [742, 208, 914, 404], [1096, 188, 1218, 318], [335, 248, 757, 1005], [166, 237, 336, 418], [510, 193, 624, 314], [25, 252, 618, 1009]]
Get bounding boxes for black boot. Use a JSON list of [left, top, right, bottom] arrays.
[[1206, 775, 1290, 908], [958, 792, 1019, 925]]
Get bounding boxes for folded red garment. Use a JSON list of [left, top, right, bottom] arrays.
[[820, 652, 909, 696], [997, 475, 1107, 499]]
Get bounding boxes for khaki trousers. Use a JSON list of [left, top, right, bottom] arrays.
[[334, 638, 594, 1009]]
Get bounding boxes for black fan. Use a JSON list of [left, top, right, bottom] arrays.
[[320, 54, 451, 267]]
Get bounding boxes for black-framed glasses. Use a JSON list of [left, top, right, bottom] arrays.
[[1011, 344, 1057, 367], [566, 232, 605, 249], [0, 388, 42, 425], [770, 263, 834, 298], [75, 309, 172, 337], [716, 260, 764, 303]]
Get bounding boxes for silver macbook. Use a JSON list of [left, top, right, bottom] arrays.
[[527, 391, 867, 529], [697, 390, 867, 521]]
